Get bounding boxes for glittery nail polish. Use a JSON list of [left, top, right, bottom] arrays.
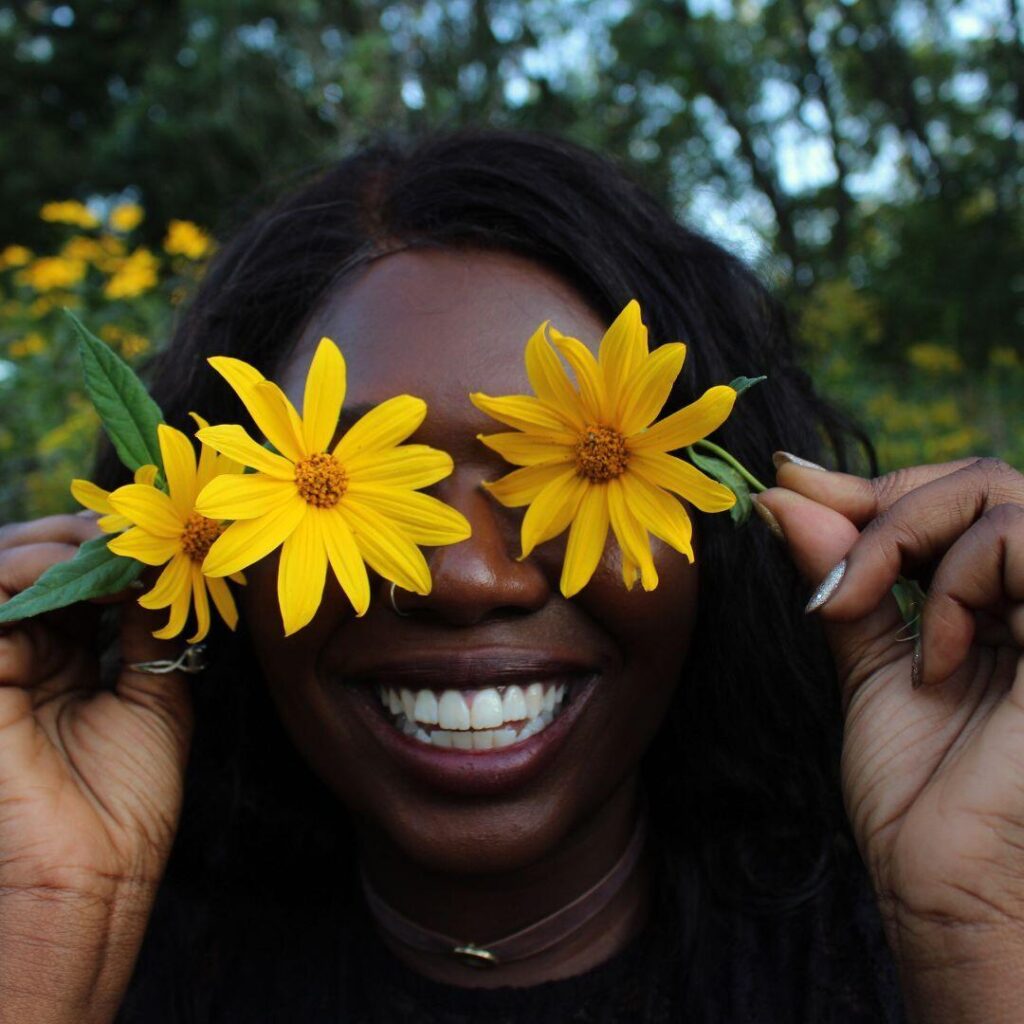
[[750, 495, 785, 542], [805, 559, 846, 613], [773, 451, 827, 472]]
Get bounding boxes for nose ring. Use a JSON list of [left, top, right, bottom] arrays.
[[389, 581, 410, 617]]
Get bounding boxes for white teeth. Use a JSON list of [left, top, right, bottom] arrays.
[[502, 685, 527, 721], [438, 690, 471, 730], [400, 688, 416, 720], [492, 728, 517, 748], [414, 689, 439, 725], [525, 683, 544, 717], [470, 688, 503, 729], [377, 680, 575, 750]]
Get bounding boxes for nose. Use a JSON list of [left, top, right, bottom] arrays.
[[388, 466, 550, 625]]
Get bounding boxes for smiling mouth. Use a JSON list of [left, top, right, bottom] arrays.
[[376, 680, 573, 750]]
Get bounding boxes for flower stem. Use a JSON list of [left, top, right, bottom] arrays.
[[692, 440, 769, 493]]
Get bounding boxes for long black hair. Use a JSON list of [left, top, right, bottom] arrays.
[[107, 130, 886, 1021]]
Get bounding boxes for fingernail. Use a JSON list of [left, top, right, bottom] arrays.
[[805, 559, 846, 613], [773, 451, 827, 472], [911, 638, 923, 690], [750, 495, 785, 542]]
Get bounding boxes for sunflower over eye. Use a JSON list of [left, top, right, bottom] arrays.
[[193, 337, 471, 636], [470, 300, 739, 597]]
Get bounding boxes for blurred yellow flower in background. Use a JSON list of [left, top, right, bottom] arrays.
[[0, 245, 32, 269], [40, 200, 99, 229], [164, 220, 213, 260], [104, 247, 159, 299], [16, 256, 87, 291], [907, 343, 963, 374], [109, 202, 144, 232], [6, 332, 47, 358]]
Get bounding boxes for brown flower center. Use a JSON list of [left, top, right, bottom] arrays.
[[573, 425, 629, 482], [181, 512, 222, 563], [295, 452, 348, 507]]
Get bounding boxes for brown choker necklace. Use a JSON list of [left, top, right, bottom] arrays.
[[359, 815, 648, 968]]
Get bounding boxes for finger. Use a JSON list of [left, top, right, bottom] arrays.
[[756, 486, 905, 710], [919, 503, 1024, 687], [0, 542, 84, 605], [0, 515, 102, 552], [798, 461, 1024, 622], [773, 454, 983, 528]]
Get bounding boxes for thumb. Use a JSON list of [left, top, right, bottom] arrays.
[[756, 487, 908, 709]]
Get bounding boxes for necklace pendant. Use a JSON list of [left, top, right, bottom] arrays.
[[451, 943, 499, 967]]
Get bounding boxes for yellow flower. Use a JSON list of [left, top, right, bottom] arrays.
[[0, 245, 32, 269], [164, 220, 213, 260], [72, 464, 160, 533], [471, 300, 736, 597], [16, 256, 86, 291], [40, 200, 99, 229], [7, 332, 47, 358], [103, 247, 159, 299], [109, 203, 144, 233], [106, 419, 246, 643], [907, 343, 963, 374], [194, 338, 471, 635]]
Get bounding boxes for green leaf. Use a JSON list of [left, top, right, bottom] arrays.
[[0, 536, 143, 623], [686, 446, 753, 525], [68, 309, 164, 473], [728, 375, 767, 397], [892, 576, 927, 627]]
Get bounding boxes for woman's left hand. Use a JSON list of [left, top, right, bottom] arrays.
[[758, 456, 1024, 1022]]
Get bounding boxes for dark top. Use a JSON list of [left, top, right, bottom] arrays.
[[119, 843, 906, 1023]]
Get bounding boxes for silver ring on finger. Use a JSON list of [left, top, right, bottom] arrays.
[[127, 642, 208, 675]]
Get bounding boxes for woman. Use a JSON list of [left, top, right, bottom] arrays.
[[0, 131, 1021, 1022]]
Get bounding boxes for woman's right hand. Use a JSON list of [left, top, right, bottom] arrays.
[[0, 514, 194, 1024]]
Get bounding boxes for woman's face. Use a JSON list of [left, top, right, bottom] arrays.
[[241, 250, 699, 874]]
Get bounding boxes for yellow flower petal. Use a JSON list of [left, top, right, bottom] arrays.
[[158, 424, 198, 518], [598, 300, 648, 412], [108, 527, 182, 566], [202, 497, 307, 577], [629, 385, 737, 454], [254, 380, 308, 458], [344, 485, 471, 546], [207, 356, 305, 462], [303, 337, 346, 454], [620, 473, 694, 559], [322, 507, 371, 616], [205, 575, 239, 631], [468, 393, 573, 434], [525, 322, 586, 428], [195, 424, 294, 479], [345, 445, 453, 489], [108, 484, 183, 538], [195, 473, 296, 522], [607, 478, 657, 591], [333, 395, 426, 462], [71, 478, 113, 515], [152, 582, 192, 641], [277, 510, 327, 636], [548, 328, 608, 422], [341, 500, 432, 595], [620, 553, 640, 590], [139, 552, 191, 610], [560, 484, 610, 598], [187, 565, 211, 644], [97, 513, 130, 533], [519, 469, 587, 558], [616, 342, 686, 436], [476, 431, 573, 467], [482, 462, 582, 508], [134, 464, 159, 487], [629, 451, 737, 513]]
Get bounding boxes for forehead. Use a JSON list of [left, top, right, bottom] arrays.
[[280, 249, 607, 411]]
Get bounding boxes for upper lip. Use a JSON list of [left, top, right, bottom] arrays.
[[337, 648, 601, 690]]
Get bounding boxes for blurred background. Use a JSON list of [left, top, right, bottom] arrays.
[[0, 0, 1020, 519]]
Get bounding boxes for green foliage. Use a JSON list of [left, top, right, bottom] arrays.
[[0, 535, 142, 623]]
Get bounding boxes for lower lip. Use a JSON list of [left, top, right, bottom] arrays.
[[340, 676, 598, 797]]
